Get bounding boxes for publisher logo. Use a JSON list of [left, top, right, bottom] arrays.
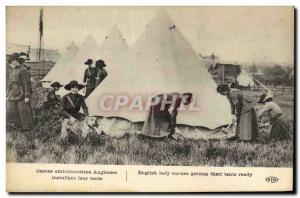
[[265, 176, 279, 183]]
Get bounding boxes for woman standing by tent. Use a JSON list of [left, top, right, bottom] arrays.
[[95, 59, 108, 87], [83, 59, 97, 97], [257, 92, 292, 140], [217, 84, 258, 142], [6, 53, 33, 132]]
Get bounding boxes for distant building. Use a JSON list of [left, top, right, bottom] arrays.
[[209, 63, 241, 84], [6, 43, 61, 63]]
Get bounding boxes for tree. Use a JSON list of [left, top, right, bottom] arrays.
[[262, 65, 290, 85], [249, 65, 257, 74]]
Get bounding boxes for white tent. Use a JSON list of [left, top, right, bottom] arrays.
[[237, 69, 255, 87], [86, 26, 139, 115], [199, 54, 218, 70], [131, 11, 232, 129], [43, 35, 100, 96], [65, 41, 79, 58], [86, 11, 232, 130], [42, 41, 79, 85]]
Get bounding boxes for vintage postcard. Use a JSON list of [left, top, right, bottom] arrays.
[[6, 6, 294, 192]]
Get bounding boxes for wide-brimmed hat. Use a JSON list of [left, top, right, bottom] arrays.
[[19, 52, 29, 61], [8, 52, 27, 64], [51, 81, 63, 88], [64, 80, 85, 90], [19, 52, 27, 56], [84, 59, 93, 65], [8, 53, 20, 61], [263, 92, 273, 102], [95, 59, 106, 68]]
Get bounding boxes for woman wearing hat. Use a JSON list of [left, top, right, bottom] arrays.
[[217, 84, 258, 142], [83, 59, 98, 97], [60, 80, 89, 122], [258, 92, 292, 140], [95, 59, 108, 87], [6, 52, 33, 131], [43, 82, 63, 110]]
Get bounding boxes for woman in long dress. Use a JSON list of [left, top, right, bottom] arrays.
[[95, 59, 108, 87], [217, 84, 258, 141], [83, 59, 97, 97], [7, 53, 33, 131]]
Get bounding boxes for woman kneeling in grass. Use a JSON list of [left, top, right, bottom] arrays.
[[257, 92, 292, 140]]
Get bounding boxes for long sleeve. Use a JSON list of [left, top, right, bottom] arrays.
[[46, 90, 54, 101], [227, 95, 235, 115], [81, 97, 89, 116], [235, 94, 244, 117], [83, 70, 88, 83], [60, 96, 72, 118], [96, 69, 108, 85], [258, 103, 271, 118], [20, 69, 32, 98]]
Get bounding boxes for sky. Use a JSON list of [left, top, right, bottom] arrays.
[[6, 6, 294, 66]]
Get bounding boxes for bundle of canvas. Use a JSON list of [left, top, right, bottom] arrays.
[[93, 116, 236, 140]]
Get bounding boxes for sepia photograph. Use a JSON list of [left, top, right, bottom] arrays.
[[5, 6, 295, 192]]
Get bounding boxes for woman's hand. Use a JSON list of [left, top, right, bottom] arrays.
[[24, 97, 30, 103]]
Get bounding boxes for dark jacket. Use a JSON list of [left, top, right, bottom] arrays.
[[45, 89, 61, 108], [83, 67, 98, 84], [6, 64, 33, 130], [96, 68, 108, 86], [7, 64, 32, 101], [60, 92, 89, 119]]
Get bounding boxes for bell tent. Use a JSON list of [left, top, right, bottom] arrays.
[[43, 35, 100, 96], [42, 41, 79, 85], [86, 11, 233, 138], [131, 10, 232, 129]]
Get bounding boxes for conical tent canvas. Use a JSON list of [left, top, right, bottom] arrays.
[[200, 55, 218, 70], [42, 41, 79, 85], [237, 69, 254, 87], [44, 35, 100, 96], [130, 11, 232, 129], [65, 41, 80, 57], [87, 11, 232, 129], [97, 26, 138, 88], [86, 26, 139, 116]]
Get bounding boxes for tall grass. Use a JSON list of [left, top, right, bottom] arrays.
[[6, 90, 294, 167]]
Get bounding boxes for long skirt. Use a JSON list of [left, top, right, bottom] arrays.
[[270, 116, 292, 140], [142, 106, 172, 137], [85, 82, 96, 98], [7, 99, 33, 131], [236, 108, 259, 141]]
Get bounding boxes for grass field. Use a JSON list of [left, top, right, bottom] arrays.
[[6, 89, 294, 167]]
